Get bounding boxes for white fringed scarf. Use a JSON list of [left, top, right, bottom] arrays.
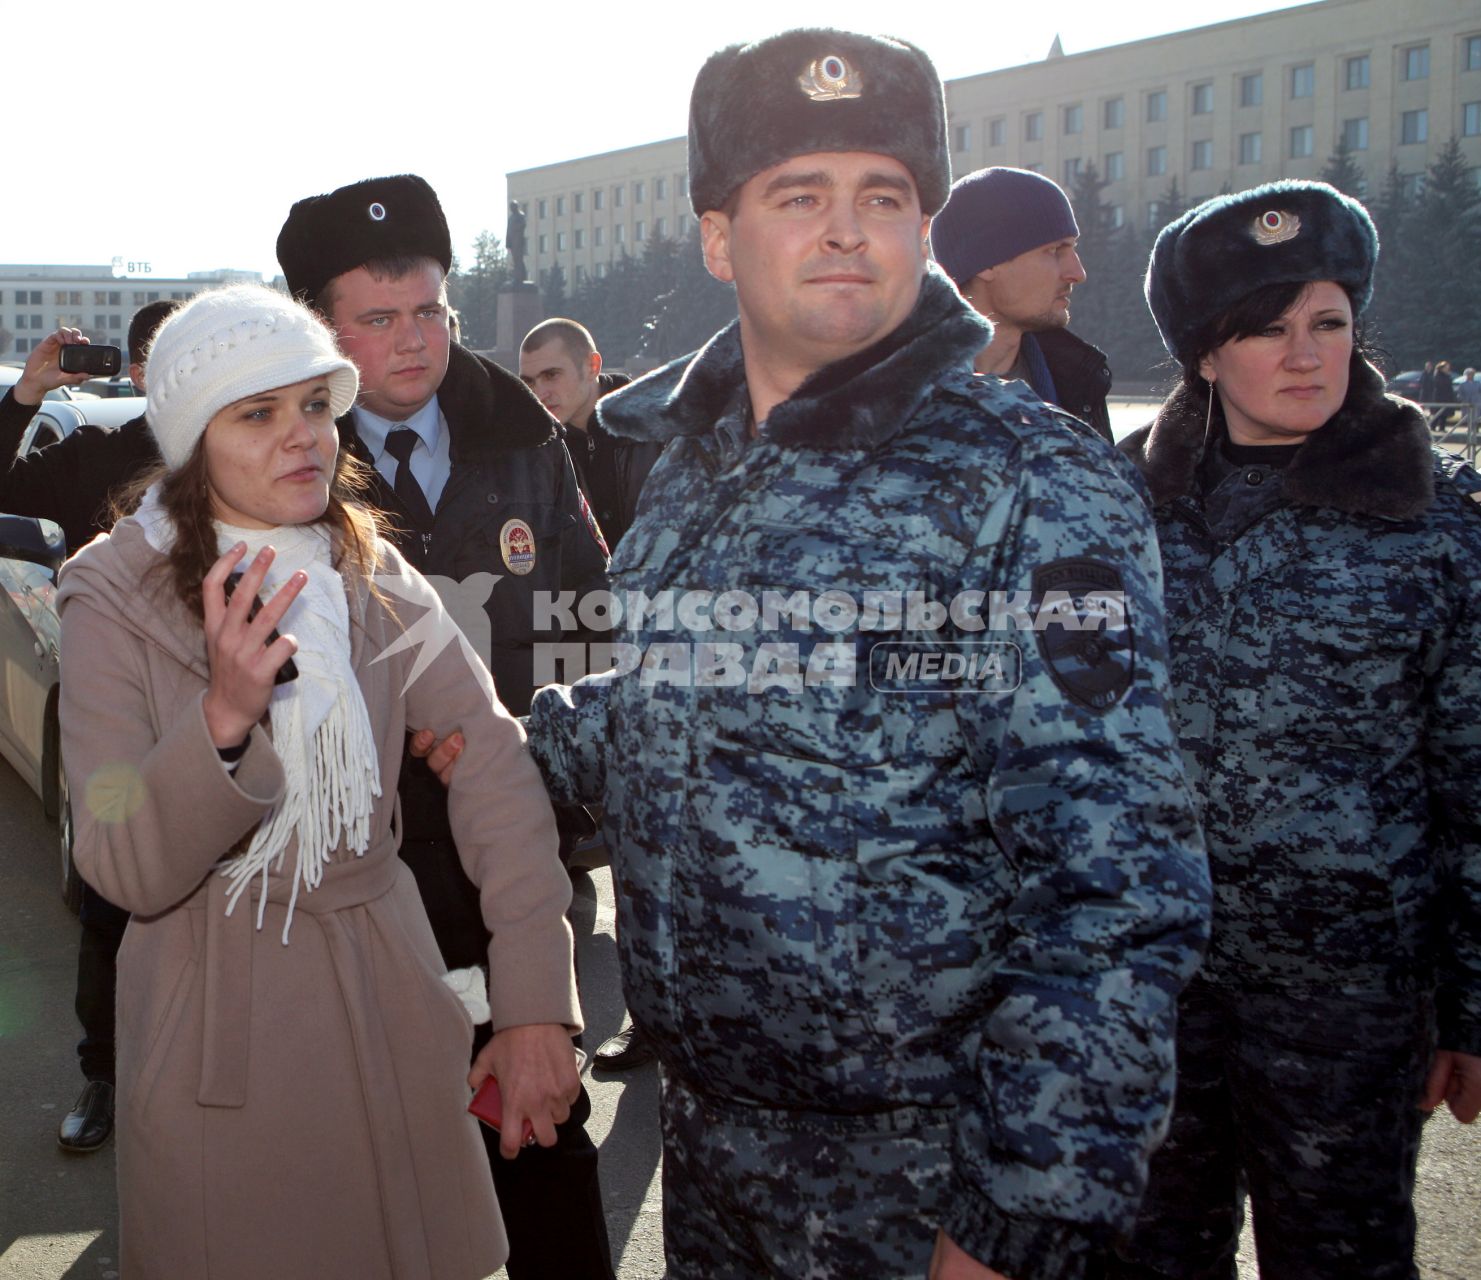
[[133, 485, 381, 942]]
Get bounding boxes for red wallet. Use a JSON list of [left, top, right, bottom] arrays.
[[467, 1077, 536, 1144]]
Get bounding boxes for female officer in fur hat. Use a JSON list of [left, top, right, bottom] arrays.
[[1112, 181, 1481, 1279]]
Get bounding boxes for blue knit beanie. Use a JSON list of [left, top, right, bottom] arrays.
[[930, 167, 1079, 284]]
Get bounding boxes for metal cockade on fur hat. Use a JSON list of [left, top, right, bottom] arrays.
[[687, 29, 950, 217], [1144, 179, 1378, 362], [275, 174, 453, 305]]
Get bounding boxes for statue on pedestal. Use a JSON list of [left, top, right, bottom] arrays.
[[506, 201, 529, 284]]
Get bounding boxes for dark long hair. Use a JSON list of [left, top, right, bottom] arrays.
[[112, 443, 387, 620]]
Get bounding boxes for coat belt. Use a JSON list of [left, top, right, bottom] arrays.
[[196, 841, 403, 1108]]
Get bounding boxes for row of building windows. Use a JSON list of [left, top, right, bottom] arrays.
[[539, 214, 691, 255], [950, 38, 1481, 153], [1036, 101, 1476, 187], [8, 287, 186, 307], [962, 102, 1475, 160], [7, 313, 128, 330], [537, 174, 688, 221]]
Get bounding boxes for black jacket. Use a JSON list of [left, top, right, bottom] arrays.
[[566, 372, 665, 549], [341, 344, 608, 717], [0, 388, 161, 553], [1034, 327, 1113, 442], [348, 346, 609, 966]]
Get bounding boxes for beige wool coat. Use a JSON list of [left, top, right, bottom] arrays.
[[56, 519, 581, 1280]]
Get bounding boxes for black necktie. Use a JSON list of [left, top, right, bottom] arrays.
[[384, 427, 434, 533]]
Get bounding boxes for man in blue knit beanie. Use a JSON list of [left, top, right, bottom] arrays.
[[932, 167, 1114, 441]]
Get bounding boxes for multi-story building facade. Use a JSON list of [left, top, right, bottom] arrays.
[[511, 139, 693, 293], [509, 0, 1481, 288], [0, 265, 269, 361]]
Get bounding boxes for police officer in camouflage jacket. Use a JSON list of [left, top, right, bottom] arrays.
[[1112, 181, 1481, 1280], [525, 29, 1211, 1280]]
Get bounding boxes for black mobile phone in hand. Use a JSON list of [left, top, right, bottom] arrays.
[[57, 344, 123, 376], [223, 572, 299, 684]]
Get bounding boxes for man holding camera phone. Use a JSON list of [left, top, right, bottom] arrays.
[[0, 306, 174, 1154]]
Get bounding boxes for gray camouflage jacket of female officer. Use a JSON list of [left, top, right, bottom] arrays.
[[1121, 357, 1481, 1054]]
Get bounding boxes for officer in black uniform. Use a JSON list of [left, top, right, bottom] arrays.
[[277, 174, 614, 1280]]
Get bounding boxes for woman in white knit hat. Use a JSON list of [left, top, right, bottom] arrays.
[[56, 284, 582, 1279]]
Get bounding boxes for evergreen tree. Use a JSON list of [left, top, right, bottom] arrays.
[[1068, 162, 1114, 260], [563, 252, 652, 362], [1366, 161, 1417, 368], [1066, 163, 1120, 365], [1066, 161, 1167, 386], [1401, 137, 1481, 372], [446, 230, 509, 349], [541, 264, 568, 315], [639, 230, 736, 362], [544, 232, 736, 366], [1158, 177, 1186, 224], [1320, 137, 1366, 199]]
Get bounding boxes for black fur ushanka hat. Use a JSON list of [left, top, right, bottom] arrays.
[[688, 29, 950, 217], [1145, 179, 1378, 362], [276, 174, 453, 305]]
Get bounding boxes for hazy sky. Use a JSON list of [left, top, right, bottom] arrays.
[[9, 0, 1304, 279]]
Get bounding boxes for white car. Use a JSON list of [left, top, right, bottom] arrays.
[[1, 364, 147, 442], [0, 367, 139, 910], [0, 514, 74, 907]]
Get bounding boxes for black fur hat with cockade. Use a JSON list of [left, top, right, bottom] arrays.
[[687, 29, 950, 217], [1145, 179, 1378, 362], [276, 174, 453, 307]]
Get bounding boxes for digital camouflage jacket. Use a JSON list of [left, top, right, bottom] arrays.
[[1122, 358, 1481, 1054], [527, 272, 1211, 1280]]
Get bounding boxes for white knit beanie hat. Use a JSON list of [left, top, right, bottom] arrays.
[[145, 284, 359, 468]]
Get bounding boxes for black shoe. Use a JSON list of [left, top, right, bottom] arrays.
[[58, 1080, 114, 1153], [593, 1022, 656, 1073]]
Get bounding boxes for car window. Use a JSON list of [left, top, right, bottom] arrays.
[[22, 409, 79, 454]]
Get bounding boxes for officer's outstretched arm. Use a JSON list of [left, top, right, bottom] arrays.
[[1425, 487, 1481, 1067], [942, 438, 1211, 1279], [525, 672, 615, 809]]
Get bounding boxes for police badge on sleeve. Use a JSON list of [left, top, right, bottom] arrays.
[[1030, 559, 1135, 711]]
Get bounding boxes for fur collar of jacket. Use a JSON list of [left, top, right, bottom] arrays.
[[598, 268, 992, 451], [1122, 354, 1434, 521]]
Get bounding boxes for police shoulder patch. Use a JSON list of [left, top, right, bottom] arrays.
[[577, 486, 610, 559], [1439, 456, 1481, 520], [1030, 558, 1135, 712]]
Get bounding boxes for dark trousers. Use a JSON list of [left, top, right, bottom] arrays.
[[75, 883, 130, 1085], [1107, 980, 1432, 1280], [659, 1070, 951, 1278], [470, 1023, 615, 1280]]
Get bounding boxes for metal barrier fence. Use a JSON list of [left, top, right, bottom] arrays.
[[1420, 402, 1479, 468]]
